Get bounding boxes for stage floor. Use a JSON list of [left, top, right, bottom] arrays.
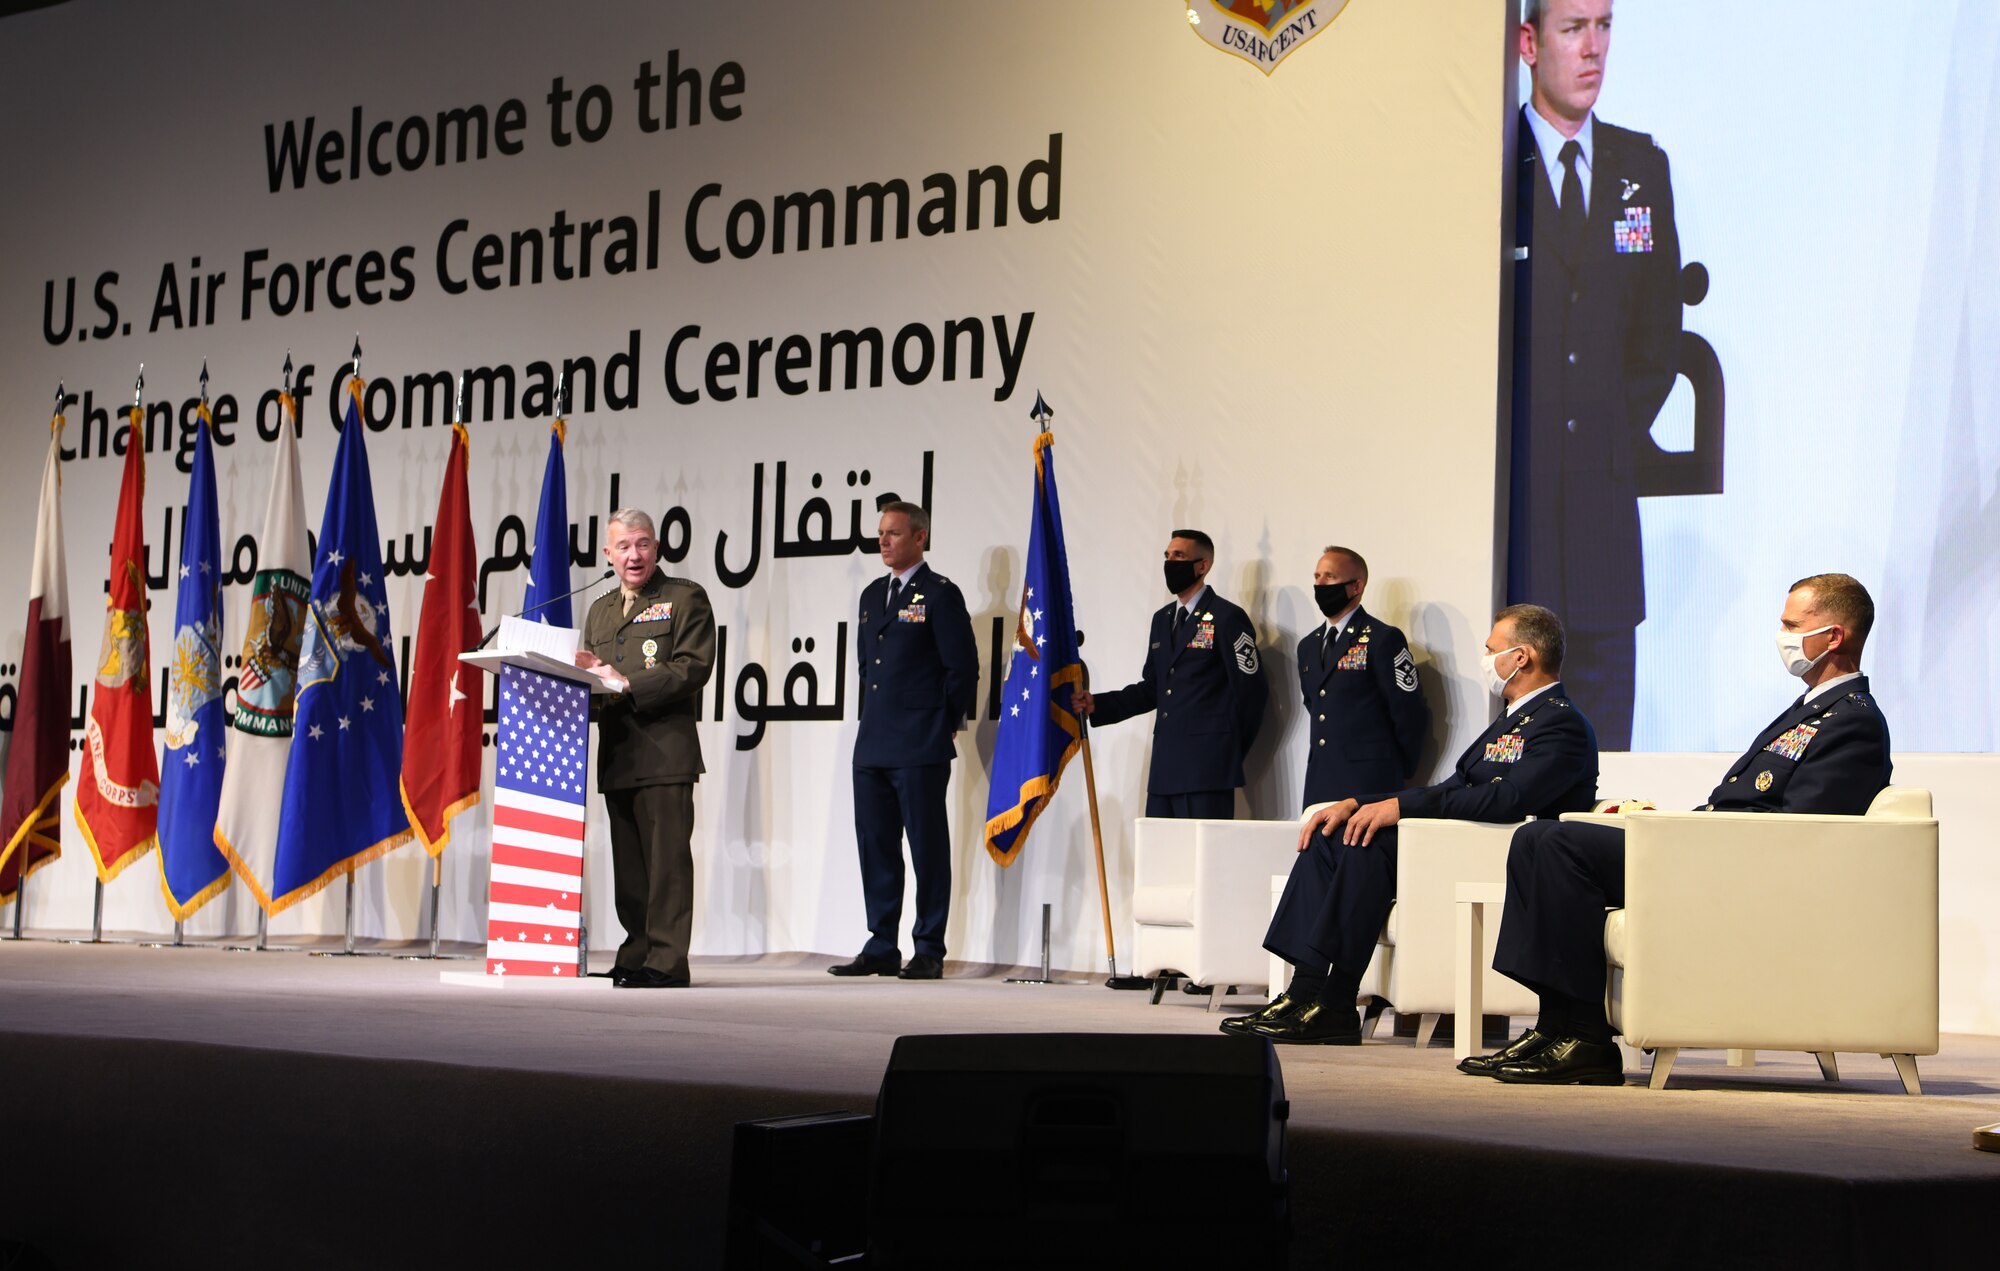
[[5, 942, 1998, 1267]]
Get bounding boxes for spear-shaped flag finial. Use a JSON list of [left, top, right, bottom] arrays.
[[350, 334, 363, 381], [1030, 391, 1053, 429], [283, 350, 294, 396], [199, 358, 210, 406], [133, 364, 145, 414], [453, 372, 466, 426], [556, 366, 569, 418], [54, 380, 65, 414]]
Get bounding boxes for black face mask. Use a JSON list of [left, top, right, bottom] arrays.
[[1164, 558, 1201, 596], [1314, 581, 1355, 620]]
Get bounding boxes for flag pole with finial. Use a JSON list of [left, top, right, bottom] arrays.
[[424, 370, 470, 961], [343, 337, 361, 955], [11, 382, 67, 943], [87, 366, 145, 944]]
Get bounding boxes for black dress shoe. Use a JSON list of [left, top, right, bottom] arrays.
[[1219, 992, 1303, 1035], [1458, 1028, 1557, 1075], [590, 966, 636, 985], [1250, 1001, 1363, 1045], [1490, 1036, 1625, 1085], [897, 954, 944, 980], [828, 953, 901, 977], [615, 967, 690, 989]]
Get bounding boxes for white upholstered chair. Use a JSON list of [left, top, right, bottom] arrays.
[[1580, 786, 1939, 1093], [1366, 818, 1538, 1046], [1129, 818, 1301, 1009]]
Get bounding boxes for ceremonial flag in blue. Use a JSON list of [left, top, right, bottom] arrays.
[[158, 394, 231, 918], [983, 425, 1084, 866], [269, 378, 411, 910], [520, 417, 572, 626]]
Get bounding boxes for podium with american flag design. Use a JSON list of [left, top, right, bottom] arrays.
[[443, 647, 617, 988]]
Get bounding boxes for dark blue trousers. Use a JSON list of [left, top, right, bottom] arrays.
[[1144, 790, 1235, 819], [853, 762, 952, 960], [1263, 825, 1398, 980], [1493, 819, 1628, 1002]]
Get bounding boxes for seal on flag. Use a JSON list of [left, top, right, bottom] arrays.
[[1185, 0, 1349, 76]]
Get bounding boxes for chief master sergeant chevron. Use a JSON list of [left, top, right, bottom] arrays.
[[575, 509, 716, 990], [1072, 529, 1266, 820], [828, 501, 980, 982]]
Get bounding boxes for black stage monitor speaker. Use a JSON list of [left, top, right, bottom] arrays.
[[726, 1111, 874, 1269], [869, 1033, 1290, 1269]]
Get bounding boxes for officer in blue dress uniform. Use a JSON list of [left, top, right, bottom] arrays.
[[1072, 529, 1265, 819], [1509, 0, 1683, 750], [1298, 546, 1430, 809], [1470, 574, 1893, 1084], [1231, 604, 1600, 1044], [829, 501, 979, 981]]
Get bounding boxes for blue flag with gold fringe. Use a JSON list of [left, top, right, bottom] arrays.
[[520, 418, 571, 626], [157, 393, 230, 918], [983, 417, 1083, 866], [269, 378, 411, 910]]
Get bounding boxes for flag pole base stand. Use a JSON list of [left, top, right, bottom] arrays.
[[440, 970, 614, 991], [1976, 1123, 2000, 1154], [1003, 902, 1086, 985], [1104, 974, 1155, 990]]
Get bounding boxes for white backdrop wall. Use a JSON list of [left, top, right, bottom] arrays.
[[0, 2, 1514, 969]]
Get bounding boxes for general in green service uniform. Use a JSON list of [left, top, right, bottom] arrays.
[[576, 509, 715, 988]]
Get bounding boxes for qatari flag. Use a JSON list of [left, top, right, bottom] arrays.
[[483, 662, 589, 977], [0, 409, 73, 904]]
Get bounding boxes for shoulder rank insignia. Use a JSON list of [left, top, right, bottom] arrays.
[[1233, 631, 1259, 674], [1763, 724, 1817, 762], [632, 600, 674, 623], [1393, 646, 1418, 692]]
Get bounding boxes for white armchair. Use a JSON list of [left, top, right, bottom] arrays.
[[1590, 786, 1939, 1093], [1371, 818, 1539, 1046], [1130, 818, 1301, 1009]]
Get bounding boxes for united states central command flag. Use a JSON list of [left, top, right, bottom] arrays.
[[214, 388, 310, 910], [485, 663, 588, 977], [74, 408, 160, 882], [0, 407, 73, 903], [269, 381, 410, 911], [983, 428, 1083, 866], [400, 420, 483, 855]]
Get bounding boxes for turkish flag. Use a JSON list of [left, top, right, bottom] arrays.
[[400, 422, 483, 855], [74, 409, 160, 881]]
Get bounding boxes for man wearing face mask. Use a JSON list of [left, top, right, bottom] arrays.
[[1071, 529, 1265, 819], [1296, 546, 1430, 810], [1471, 573, 1891, 1085], [1233, 604, 1598, 1044]]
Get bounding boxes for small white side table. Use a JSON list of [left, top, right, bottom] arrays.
[[1453, 881, 1507, 1061]]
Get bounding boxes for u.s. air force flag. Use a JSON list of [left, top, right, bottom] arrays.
[[269, 378, 411, 911], [157, 397, 230, 919], [983, 421, 1083, 867], [521, 416, 571, 626]]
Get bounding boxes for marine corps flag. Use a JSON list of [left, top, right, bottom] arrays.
[[0, 398, 73, 904], [983, 418, 1084, 866], [74, 400, 160, 882], [157, 382, 230, 918], [520, 414, 572, 626], [400, 417, 482, 856], [269, 373, 411, 911], [213, 370, 309, 911]]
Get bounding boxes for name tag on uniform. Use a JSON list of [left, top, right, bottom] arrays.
[[632, 601, 674, 623], [1614, 206, 1654, 253], [1483, 734, 1525, 764], [1337, 645, 1368, 671], [898, 604, 927, 623], [1187, 621, 1215, 650], [1763, 724, 1817, 762]]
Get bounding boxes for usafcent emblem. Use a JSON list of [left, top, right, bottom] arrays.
[[1185, 0, 1350, 77]]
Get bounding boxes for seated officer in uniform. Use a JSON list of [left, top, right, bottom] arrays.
[[1297, 545, 1430, 810], [1072, 529, 1265, 819], [1231, 604, 1599, 1044], [1470, 573, 1892, 1085]]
